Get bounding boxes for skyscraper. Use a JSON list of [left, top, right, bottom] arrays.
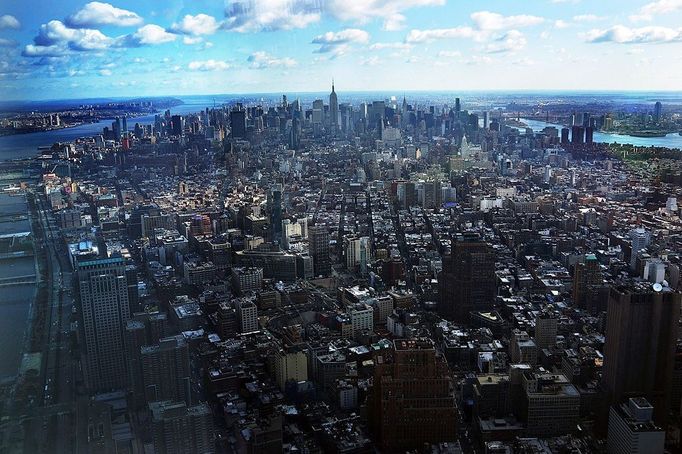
[[371, 338, 457, 451], [77, 256, 130, 392], [561, 127, 570, 144], [602, 284, 681, 425], [654, 101, 662, 123], [630, 227, 651, 270], [309, 224, 331, 276], [329, 80, 339, 135], [438, 234, 496, 322], [230, 109, 246, 138], [573, 254, 603, 310], [141, 335, 191, 406], [171, 115, 183, 136]]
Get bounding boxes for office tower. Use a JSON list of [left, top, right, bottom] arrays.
[[607, 397, 664, 454], [171, 115, 183, 136], [455, 97, 461, 113], [309, 224, 331, 276], [230, 109, 246, 138], [483, 111, 489, 129], [217, 301, 238, 339], [438, 235, 496, 322], [269, 184, 283, 242], [236, 299, 259, 333], [329, 80, 339, 135], [571, 125, 584, 143], [344, 235, 370, 271], [150, 401, 214, 454], [654, 101, 662, 123], [141, 335, 191, 406], [561, 127, 570, 144], [582, 112, 591, 127], [372, 339, 457, 451], [535, 311, 558, 349], [630, 227, 651, 270], [112, 117, 121, 141], [77, 256, 130, 392], [122, 116, 127, 134], [602, 285, 681, 425], [573, 254, 603, 309], [289, 113, 300, 149], [585, 126, 594, 144]]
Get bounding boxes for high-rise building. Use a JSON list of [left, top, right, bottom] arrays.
[[329, 80, 339, 135], [629, 228, 651, 270], [269, 184, 283, 242], [535, 311, 558, 349], [571, 125, 584, 143], [561, 127, 570, 144], [654, 101, 662, 123], [171, 115, 183, 136], [149, 401, 214, 454], [371, 339, 457, 451], [573, 254, 603, 310], [230, 109, 246, 138], [438, 235, 496, 322], [141, 335, 191, 406], [522, 371, 580, 436], [309, 224, 331, 276], [236, 299, 259, 333], [77, 256, 130, 392], [607, 397, 665, 454], [602, 285, 681, 425], [585, 126, 594, 143], [344, 235, 370, 272]]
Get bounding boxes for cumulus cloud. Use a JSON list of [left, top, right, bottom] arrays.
[[405, 27, 476, 43], [223, 0, 444, 32], [188, 59, 230, 71], [471, 11, 544, 31], [247, 51, 296, 68], [23, 20, 177, 57], [99, 68, 112, 76], [66, 2, 142, 28], [326, 0, 444, 31], [629, 0, 682, 22], [224, 0, 321, 32], [585, 25, 682, 43], [312, 28, 370, 44], [183, 36, 203, 45], [0, 38, 17, 47], [119, 24, 177, 47], [170, 14, 220, 36], [312, 28, 369, 55], [484, 30, 527, 53], [369, 42, 412, 50], [406, 11, 543, 44], [0, 15, 20, 30]]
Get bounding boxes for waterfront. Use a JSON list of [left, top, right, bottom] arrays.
[[0, 193, 36, 379], [521, 118, 682, 149]]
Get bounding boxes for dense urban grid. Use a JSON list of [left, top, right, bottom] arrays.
[[2, 86, 682, 454]]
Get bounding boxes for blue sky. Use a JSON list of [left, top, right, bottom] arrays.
[[1, 0, 682, 100]]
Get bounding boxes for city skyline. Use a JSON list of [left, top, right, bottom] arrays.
[[2, 0, 682, 100]]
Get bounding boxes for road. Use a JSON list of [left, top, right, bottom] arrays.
[[35, 191, 77, 452]]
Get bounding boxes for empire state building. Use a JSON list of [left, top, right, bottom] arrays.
[[329, 80, 339, 135]]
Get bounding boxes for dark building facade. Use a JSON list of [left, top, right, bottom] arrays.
[[438, 236, 496, 322], [602, 285, 681, 425], [371, 339, 457, 451]]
